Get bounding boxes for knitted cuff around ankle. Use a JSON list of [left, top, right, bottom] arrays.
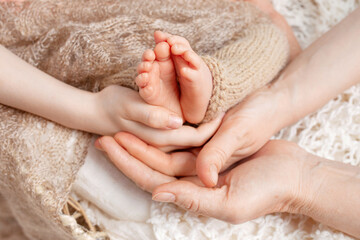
[[202, 23, 289, 122]]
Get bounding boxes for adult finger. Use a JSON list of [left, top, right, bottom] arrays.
[[196, 119, 246, 187], [114, 132, 197, 176], [95, 136, 175, 192], [152, 180, 230, 221]]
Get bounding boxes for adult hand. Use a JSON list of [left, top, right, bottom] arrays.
[[91, 85, 223, 151], [196, 85, 294, 187], [95, 134, 307, 224], [96, 133, 360, 238], [198, 5, 360, 187]]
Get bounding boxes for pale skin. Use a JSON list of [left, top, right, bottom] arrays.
[[135, 0, 301, 124], [2, 0, 359, 237], [95, 5, 360, 239], [194, 5, 360, 187], [0, 45, 225, 150], [95, 137, 360, 238], [131, 0, 304, 182], [0, 0, 298, 148], [135, 31, 213, 124]]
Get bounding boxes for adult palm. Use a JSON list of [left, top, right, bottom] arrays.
[[96, 134, 306, 223]]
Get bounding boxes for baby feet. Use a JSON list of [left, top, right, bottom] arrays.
[[135, 40, 182, 120], [136, 31, 213, 124], [166, 33, 213, 124]]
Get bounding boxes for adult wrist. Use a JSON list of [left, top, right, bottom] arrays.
[[280, 150, 323, 216], [268, 49, 311, 132], [288, 153, 360, 238], [267, 75, 296, 132], [285, 152, 346, 217]]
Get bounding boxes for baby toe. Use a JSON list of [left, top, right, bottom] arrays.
[[167, 35, 191, 48], [170, 44, 187, 56], [135, 73, 150, 88], [154, 42, 171, 62], [154, 31, 172, 43], [179, 67, 197, 82], [183, 50, 202, 69], [139, 84, 155, 101], [142, 49, 156, 62], [137, 61, 153, 74]]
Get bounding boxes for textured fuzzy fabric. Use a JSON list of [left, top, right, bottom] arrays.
[[0, 0, 288, 239], [73, 1, 360, 240], [0, 194, 27, 240], [202, 19, 288, 121], [148, 1, 360, 240]]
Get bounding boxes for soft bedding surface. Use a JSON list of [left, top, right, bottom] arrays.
[[1, 0, 359, 239], [73, 0, 360, 240]]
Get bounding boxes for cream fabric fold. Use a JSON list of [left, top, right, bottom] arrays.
[[0, 0, 288, 239]]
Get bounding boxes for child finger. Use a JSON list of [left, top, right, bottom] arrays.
[[165, 113, 225, 147]]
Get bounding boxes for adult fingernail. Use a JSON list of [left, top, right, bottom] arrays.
[[210, 164, 218, 186], [152, 192, 176, 203], [168, 115, 183, 129]]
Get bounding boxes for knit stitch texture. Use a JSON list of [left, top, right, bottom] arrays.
[[0, 0, 289, 239]]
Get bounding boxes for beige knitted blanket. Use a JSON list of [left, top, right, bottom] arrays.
[[0, 0, 290, 239]]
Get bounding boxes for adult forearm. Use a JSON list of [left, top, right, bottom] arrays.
[[0, 45, 96, 131], [272, 7, 360, 128], [294, 154, 360, 238]]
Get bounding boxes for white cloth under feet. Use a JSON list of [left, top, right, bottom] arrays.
[[72, 0, 360, 239]]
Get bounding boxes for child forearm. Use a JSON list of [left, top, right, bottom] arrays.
[[0, 45, 192, 143], [272, 7, 360, 128], [0, 45, 97, 131]]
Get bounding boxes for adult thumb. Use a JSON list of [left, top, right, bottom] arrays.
[[152, 180, 228, 219], [196, 128, 239, 187]]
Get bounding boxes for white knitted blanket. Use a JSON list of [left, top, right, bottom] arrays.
[[73, 0, 360, 239]]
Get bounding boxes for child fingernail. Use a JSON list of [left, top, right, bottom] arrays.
[[152, 192, 176, 203], [94, 139, 104, 151], [168, 116, 183, 128], [210, 164, 218, 186]]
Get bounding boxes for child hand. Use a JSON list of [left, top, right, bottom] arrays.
[[95, 85, 183, 132], [89, 85, 223, 151]]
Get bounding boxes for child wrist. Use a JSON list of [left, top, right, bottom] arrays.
[[74, 91, 102, 134]]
